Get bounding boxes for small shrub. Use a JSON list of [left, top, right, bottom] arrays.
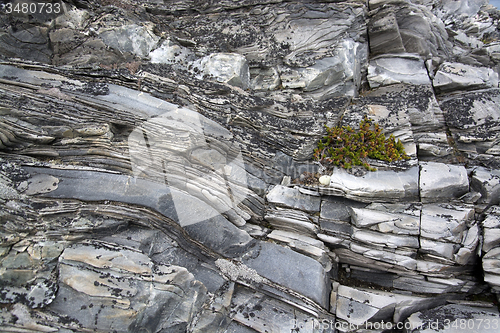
[[313, 117, 409, 171]]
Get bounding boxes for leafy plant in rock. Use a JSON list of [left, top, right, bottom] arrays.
[[313, 117, 409, 171]]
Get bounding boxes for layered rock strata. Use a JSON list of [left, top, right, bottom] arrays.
[[1, 0, 500, 332]]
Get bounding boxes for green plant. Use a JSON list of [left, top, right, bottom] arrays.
[[313, 117, 409, 171]]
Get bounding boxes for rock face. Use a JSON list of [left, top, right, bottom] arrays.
[[1, 0, 500, 332]]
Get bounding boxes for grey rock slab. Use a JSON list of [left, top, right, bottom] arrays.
[[419, 162, 469, 202], [279, 39, 366, 98], [52, 242, 207, 333], [0, 26, 52, 63], [352, 228, 420, 249], [438, 89, 500, 164], [24, 167, 254, 258], [404, 304, 500, 333], [420, 238, 460, 261], [197, 53, 250, 89], [454, 222, 479, 265], [420, 203, 474, 244], [433, 62, 499, 92], [440, 88, 500, 135], [267, 230, 331, 270], [320, 196, 367, 222], [393, 276, 464, 295], [336, 285, 396, 326], [265, 208, 319, 237], [368, 1, 451, 58], [149, 38, 195, 65], [98, 24, 160, 58], [230, 284, 335, 332], [250, 67, 281, 91], [368, 55, 432, 88], [471, 167, 500, 205], [350, 207, 420, 235], [266, 185, 321, 213], [60, 243, 152, 275], [326, 166, 419, 203], [483, 228, 500, 253], [368, 11, 405, 55], [483, 247, 500, 276], [350, 83, 446, 133], [319, 219, 353, 237], [336, 284, 441, 325], [349, 243, 418, 270], [242, 241, 329, 308], [483, 207, 500, 228], [24, 174, 59, 196]]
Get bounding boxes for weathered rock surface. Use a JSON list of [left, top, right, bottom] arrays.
[[323, 166, 419, 202], [419, 162, 469, 202], [368, 55, 432, 88], [2, 0, 500, 332], [405, 304, 500, 333], [433, 62, 499, 92]]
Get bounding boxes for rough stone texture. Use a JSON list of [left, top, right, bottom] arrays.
[[368, 55, 432, 88], [368, 0, 451, 58], [482, 206, 500, 293], [198, 53, 250, 89], [266, 185, 321, 212], [439, 89, 500, 168], [324, 166, 419, 203], [405, 304, 500, 333], [471, 167, 500, 205], [1, 0, 500, 331], [419, 162, 469, 202], [433, 62, 499, 92]]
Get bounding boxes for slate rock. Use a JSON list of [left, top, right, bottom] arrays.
[[419, 162, 469, 202], [439, 88, 500, 166], [266, 185, 321, 213], [368, 0, 451, 58], [349, 207, 420, 235], [280, 39, 367, 98], [368, 11, 405, 56], [24, 167, 254, 258], [404, 304, 500, 333], [0, 26, 52, 63], [265, 208, 319, 236], [324, 166, 419, 203], [24, 174, 59, 196], [368, 55, 432, 88], [433, 62, 499, 92], [267, 230, 331, 269], [335, 284, 442, 327], [482, 207, 500, 253], [250, 67, 281, 91], [198, 53, 250, 89], [336, 285, 396, 326], [50, 242, 208, 332], [242, 241, 329, 308], [471, 167, 500, 205], [230, 284, 335, 332], [420, 203, 474, 244], [149, 38, 196, 65], [98, 24, 160, 58]]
